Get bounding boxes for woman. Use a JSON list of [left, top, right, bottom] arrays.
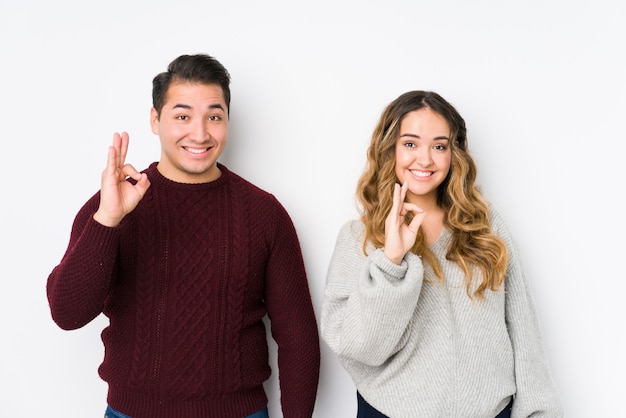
[[321, 91, 563, 418]]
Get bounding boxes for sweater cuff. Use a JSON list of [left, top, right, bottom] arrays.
[[370, 248, 408, 279], [369, 248, 424, 285], [82, 215, 121, 251]]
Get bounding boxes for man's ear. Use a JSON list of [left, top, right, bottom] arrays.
[[150, 107, 159, 135]]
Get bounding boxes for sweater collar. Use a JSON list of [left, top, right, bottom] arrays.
[[144, 162, 231, 191]]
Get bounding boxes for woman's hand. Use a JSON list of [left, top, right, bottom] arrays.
[[383, 181, 426, 264]]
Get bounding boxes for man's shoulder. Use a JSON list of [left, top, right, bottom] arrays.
[[223, 166, 282, 209], [226, 168, 272, 196]]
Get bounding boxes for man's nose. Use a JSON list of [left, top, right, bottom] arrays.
[[190, 120, 210, 140]]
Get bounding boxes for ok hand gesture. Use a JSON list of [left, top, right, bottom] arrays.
[[93, 132, 151, 227], [383, 181, 426, 265]]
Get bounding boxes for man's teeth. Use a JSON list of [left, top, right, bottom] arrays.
[[186, 147, 208, 154]]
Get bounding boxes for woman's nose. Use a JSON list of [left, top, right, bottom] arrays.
[[415, 148, 432, 166]]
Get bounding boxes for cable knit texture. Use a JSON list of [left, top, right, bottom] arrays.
[[47, 163, 320, 418], [321, 209, 563, 418]]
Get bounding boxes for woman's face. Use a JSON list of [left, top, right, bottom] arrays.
[[394, 107, 452, 205]]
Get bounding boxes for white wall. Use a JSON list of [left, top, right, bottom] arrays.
[[1, 1, 624, 416]]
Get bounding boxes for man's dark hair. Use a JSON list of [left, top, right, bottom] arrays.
[[152, 54, 231, 117]]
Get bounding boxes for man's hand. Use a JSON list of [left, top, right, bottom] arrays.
[[93, 132, 151, 227]]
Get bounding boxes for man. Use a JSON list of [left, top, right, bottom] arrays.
[[47, 54, 320, 418]]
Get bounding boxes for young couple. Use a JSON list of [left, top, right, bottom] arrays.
[[47, 54, 563, 418]]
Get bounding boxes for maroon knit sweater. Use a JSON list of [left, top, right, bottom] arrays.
[[47, 163, 320, 418]]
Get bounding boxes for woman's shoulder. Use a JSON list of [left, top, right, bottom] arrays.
[[337, 219, 365, 241], [334, 219, 369, 251], [487, 205, 509, 235], [486, 205, 520, 255], [338, 218, 365, 235]]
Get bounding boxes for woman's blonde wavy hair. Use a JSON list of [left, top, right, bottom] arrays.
[[356, 91, 508, 299]]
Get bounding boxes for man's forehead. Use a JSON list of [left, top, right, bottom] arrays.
[[164, 82, 227, 107]]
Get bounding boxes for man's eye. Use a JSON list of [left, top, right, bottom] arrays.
[[208, 115, 221, 121], [176, 115, 189, 121]]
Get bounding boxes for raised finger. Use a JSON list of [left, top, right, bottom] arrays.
[[119, 132, 130, 167], [400, 177, 410, 203], [391, 183, 402, 214], [103, 144, 117, 181], [111, 132, 122, 171]]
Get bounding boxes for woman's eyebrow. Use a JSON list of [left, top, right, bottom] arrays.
[[400, 133, 450, 141]]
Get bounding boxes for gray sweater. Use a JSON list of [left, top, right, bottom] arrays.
[[321, 209, 563, 418]]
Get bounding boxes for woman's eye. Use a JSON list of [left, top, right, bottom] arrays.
[[434, 144, 448, 151]]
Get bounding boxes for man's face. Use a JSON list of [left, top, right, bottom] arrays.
[[151, 81, 229, 183]]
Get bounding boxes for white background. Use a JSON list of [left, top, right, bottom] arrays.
[[1, 1, 624, 417]]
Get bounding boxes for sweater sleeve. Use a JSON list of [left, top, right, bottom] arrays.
[[321, 220, 424, 367], [46, 193, 120, 330], [491, 210, 564, 418], [263, 199, 320, 418]]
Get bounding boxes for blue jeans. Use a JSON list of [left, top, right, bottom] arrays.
[[104, 406, 131, 418], [356, 392, 512, 418], [356, 392, 389, 418], [105, 405, 269, 418], [247, 407, 270, 418]]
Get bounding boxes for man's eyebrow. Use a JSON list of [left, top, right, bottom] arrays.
[[171, 103, 225, 111]]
